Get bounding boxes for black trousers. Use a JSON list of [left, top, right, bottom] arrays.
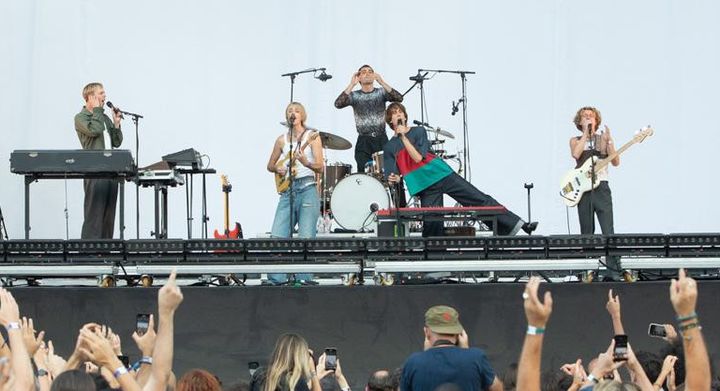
[[577, 181, 614, 235], [81, 178, 118, 239], [577, 181, 622, 276], [417, 173, 522, 237], [354, 133, 388, 173]]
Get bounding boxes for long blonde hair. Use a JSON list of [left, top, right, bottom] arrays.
[[264, 333, 312, 391]]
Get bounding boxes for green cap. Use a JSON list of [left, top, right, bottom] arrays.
[[424, 305, 463, 334]]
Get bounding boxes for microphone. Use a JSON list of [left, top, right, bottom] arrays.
[[396, 118, 403, 127], [106, 101, 124, 119], [451, 101, 459, 116], [316, 70, 333, 82], [288, 115, 295, 128], [409, 72, 427, 82], [370, 203, 379, 213]]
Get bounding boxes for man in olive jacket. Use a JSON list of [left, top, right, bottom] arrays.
[[74, 82, 123, 238]]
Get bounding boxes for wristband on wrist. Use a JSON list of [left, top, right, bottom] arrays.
[[6, 322, 20, 330], [527, 325, 545, 335], [113, 365, 129, 378], [139, 356, 153, 365], [676, 312, 697, 322], [587, 374, 599, 384]]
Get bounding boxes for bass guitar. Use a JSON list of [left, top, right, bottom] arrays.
[[559, 126, 654, 207], [274, 132, 319, 193]]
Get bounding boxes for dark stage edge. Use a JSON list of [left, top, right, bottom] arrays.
[[13, 282, 720, 388]]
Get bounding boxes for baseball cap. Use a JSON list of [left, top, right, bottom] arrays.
[[424, 305, 464, 334]]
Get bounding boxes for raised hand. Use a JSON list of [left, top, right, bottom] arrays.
[[523, 276, 553, 328], [158, 269, 183, 314], [670, 269, 697, 317], [606, 289, 621, 318], [458, 329, 469, 348], [46, 340, 68, 378], [663, 324, 678, 342], [132, 314, 157, 356], [20, 317, 45, 356], [0, 289, 20, 327], [78, 328, 118, 369]]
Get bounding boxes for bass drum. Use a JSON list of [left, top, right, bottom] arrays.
[[330, 174, 389, 231]]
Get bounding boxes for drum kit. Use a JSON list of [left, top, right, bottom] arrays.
[[313, 124, 458, 233]]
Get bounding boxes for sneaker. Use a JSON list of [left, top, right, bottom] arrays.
[[582, 271, 595, 283], [622, 270, 636, 283]]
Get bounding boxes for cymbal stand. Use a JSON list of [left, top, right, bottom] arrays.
[[320, 145, 331, 233]]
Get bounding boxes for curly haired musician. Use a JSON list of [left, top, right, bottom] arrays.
[[569, 106, 623, 280], [266, 102, 324, 284], [382, 103, 537, 237], [74, 82, 123, 239], [335, 64, 403, 173]]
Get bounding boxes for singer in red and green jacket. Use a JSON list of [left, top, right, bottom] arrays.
[[382, 102, 537, 237]]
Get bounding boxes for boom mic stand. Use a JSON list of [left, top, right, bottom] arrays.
[[281, 67, 330, 102], [111, 105, 144, 239], [419, 69, 475, 181], [402, 71, 430, 123]]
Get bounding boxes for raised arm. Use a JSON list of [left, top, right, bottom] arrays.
[[0, 289, 34, 391], [670, 269, 710, 391], [516, 277, 553, 391], [143, 269, 183, 391], [606, 289, 625, 335]]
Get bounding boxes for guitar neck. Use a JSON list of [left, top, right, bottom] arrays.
[[595, 138, 637, 171]]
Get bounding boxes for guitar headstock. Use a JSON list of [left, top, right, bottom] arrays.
[[634, 126, 654, 143], [221, 174, 232, 193]]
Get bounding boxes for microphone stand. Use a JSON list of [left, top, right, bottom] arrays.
[[118, 109, 145, 239], [286, 122, 295, 239], [402, 71, 429, 123], [281, 67, 328, 102], [524, 183, 534, 235], [588, 128, 597, 235], [420, 69, 475, 181]]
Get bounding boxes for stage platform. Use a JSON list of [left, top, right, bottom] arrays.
[[1, 233, 719, 286], [11, 281, 720, 389]]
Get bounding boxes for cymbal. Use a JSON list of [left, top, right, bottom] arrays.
[[319, 131, 352, 150], [427, 126, 455, 139]]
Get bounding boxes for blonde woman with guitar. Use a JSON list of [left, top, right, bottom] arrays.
[[266, 102, 324, 285]]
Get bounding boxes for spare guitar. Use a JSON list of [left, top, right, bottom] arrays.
[[213, 175, 243, 239], [274, 132, 319, 193], [559, 126, 654, 207]]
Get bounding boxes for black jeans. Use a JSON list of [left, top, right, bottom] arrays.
[[354, 133, 388, 173], [577, 181, 621, 277], [416, 173, 522, 237]]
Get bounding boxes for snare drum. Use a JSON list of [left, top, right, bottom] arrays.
[[330, 174, 390, 231]]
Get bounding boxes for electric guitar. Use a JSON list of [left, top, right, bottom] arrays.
[[274, 132, 319, 193], [559, 126, 654, 207], [213, 175, 243, 239]]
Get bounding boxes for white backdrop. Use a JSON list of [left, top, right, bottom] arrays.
[[1, 0, 718, 239]]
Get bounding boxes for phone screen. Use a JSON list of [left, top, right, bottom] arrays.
[[324, 348, 337, 370], [613, 335, 628, 361], [648, 323, 667, 338], [136, 314, 150, 336]]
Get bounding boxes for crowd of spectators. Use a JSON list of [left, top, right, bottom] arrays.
[[0, 269, 714, 391]]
